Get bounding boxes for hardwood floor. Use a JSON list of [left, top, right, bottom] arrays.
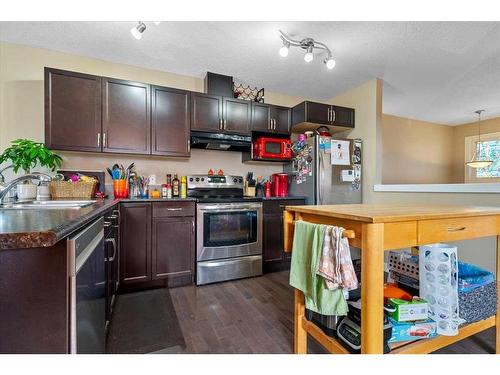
[[167, 271, 496, 354]]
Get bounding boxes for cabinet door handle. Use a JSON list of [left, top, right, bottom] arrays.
[[187, 139, 191, 152], [103, 132, 107, 148], [166, 207, 183, 211], [97, 133, 101, 148], [105, 238, 117, 262], [219, 119, 222, 130], [331, 108, 336, 123], [224, 119, 227, 130], [274, 119, 277, 130], [192, 220, 195, 234]]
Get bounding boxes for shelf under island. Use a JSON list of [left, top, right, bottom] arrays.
[[282, 203, 500, 354]]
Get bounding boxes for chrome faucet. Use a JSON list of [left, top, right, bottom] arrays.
[[0, 172, 52, 204]]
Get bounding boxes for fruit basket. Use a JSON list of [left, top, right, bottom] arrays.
[[49, 180, 97, 199]]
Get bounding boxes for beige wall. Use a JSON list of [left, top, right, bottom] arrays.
[[381, 114, 455, 184], [0, 42, 305, 183], [452, 116, 500, 183], [325, 80, 497, 272], [327, 79, 383, 203]]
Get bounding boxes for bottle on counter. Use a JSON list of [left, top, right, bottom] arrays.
[[161, 184, 168, 198], [172, 173, 180, 198], [180, 176, 187, 199]]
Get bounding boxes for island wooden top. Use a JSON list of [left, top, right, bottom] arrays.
[[283, 203, 500, 223]]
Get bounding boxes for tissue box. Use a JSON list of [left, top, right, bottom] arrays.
[[388, 317, 438, 343], [389, 298, 428, 322]]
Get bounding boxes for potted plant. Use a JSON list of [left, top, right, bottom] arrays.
[[0, 139, 63, 200]]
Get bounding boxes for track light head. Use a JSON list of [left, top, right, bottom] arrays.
[[131, 22, 146, 40], [304, 46, 314, 63], [279, 39, 290, 57], [325, 57, 336, 70]]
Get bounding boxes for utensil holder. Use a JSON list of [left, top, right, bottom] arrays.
[[113, 180, 129, 199]]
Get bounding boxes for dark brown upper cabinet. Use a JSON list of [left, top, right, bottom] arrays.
[[251, 102, 271, 131], [222, 97, 251, 134], [102, 78, 151, 154], [44, 68, 102, 152], [270, 105, 291, 134], [152, 86, 191, 157], [292, 101, 355, 129], [250, 103, 290, 134], [191, 93, 251, 135], [191, 92, 223, 133], [331, 105, 355, 128]]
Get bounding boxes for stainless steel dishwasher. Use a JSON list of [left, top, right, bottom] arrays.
[[67, 217, 105, 354]]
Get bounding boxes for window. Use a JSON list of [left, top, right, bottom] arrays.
[[465, 132, 500, 182]]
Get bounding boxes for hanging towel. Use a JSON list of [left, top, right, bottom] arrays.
[[317, 226, 358, 291], [289, 220, 348, 316]]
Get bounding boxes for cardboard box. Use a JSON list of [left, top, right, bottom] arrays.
[[389, 297, 428, 322], [388, 317, 438, 343]]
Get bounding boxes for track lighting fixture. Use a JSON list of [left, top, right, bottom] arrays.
[[130, 22, 146, 40], [278, 30, 336, 70]]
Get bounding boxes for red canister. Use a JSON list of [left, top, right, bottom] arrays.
[[271, 173, 289, 197]]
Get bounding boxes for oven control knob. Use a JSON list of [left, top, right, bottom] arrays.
[[238, 178, 243, 183], [189, 178, 193, 182], [201, 178, 205, 182], [195, 177, 200, 182], [233, 178, 237, 183]]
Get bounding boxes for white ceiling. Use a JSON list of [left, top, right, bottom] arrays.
[[1, 21, 500, 125]]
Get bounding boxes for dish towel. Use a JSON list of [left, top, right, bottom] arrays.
[[317, 226, 358, 291], [289, 220, 348, 316]]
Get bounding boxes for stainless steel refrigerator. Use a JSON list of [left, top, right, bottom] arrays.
[[285, 135, 362, 205]]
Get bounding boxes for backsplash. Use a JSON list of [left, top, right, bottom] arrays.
[[59, 149, 284, 185]]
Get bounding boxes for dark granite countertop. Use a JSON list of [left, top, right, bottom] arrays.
[[0, 195, 304, 250], [0, 198, 120, 250]]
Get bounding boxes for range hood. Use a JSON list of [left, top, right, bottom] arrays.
[[190, 131, 251, 152]]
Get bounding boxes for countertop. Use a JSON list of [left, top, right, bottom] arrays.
[[0, 198, 120, 250], [0, 195, 305, 250], [283, 203, 500, 223]]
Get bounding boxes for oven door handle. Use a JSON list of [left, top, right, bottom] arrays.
[[199, 208, 259, 213], [198, 205, 261, 211]]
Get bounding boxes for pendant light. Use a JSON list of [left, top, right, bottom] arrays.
[[466, 110, 493, 169]]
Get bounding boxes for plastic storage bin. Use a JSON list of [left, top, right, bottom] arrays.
[[457, 262, 497, 323]]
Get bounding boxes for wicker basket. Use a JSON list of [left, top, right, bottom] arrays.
[[49, 181, 96, 199]]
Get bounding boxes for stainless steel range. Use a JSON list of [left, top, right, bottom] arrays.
[[187, 175, 263, 285]]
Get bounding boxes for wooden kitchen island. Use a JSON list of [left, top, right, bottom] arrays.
[[283, 204, 500, 354]]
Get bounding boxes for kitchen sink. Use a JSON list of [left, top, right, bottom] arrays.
[[0, 200, 97, 210]]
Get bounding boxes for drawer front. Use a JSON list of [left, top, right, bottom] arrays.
[[152, 201, 195, 217], [418, 216, 498, 244], [263, 199, 305, 214]]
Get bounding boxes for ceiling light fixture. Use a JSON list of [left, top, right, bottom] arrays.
[[466, 110, 493, 169], [278, 30, 335, 70], [130, 21, 146, 40]]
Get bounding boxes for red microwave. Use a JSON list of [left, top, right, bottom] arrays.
[[253, 137, 292, 160]]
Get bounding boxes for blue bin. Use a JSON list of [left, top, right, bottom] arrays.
[[458, 261, 495, 293]]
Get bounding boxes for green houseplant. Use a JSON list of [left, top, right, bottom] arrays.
[[0, 139, 63, 199]]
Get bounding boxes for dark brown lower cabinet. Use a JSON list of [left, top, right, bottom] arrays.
[[120, 201, 195, 291], [262, 198, 305, 273], [119, 203, 151, 286], [152, 216, 195, 286]]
